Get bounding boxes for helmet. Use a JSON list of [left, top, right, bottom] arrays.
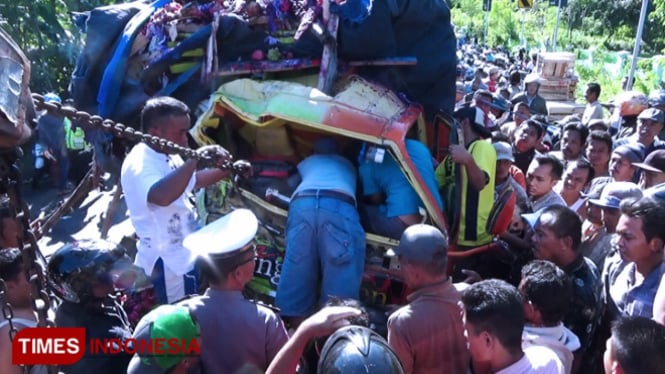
[[43, 93, 61, 104], [613, 90, 648, 117], [524, 73, 542, 85], [317, 326, 405, 373], [47, 239, 135, 303], [490, 94, 510, 113], [648, 89, 665, 108]]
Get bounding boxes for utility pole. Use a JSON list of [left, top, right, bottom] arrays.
[[484, 9, 489, 45], [520, 9, 526, 47], [627, 0, 649, 91], [552, 0, 562, 51]]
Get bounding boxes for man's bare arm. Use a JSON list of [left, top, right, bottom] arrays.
[[147, 159, 198, 207]]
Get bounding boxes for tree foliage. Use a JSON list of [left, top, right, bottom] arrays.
[[1, 0, 664, 97], [0, 0, 117, 95], [450, 0, 665, 54]]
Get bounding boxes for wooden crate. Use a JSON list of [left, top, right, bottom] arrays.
[[537, 52, 576, 79], [539, 77, 577, 101]]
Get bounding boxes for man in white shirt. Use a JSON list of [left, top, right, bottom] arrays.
[[582, 83, 604, 125], [519, 260, 581, 374], [121, 96, 237, 304], [461, 279, 564, 374]]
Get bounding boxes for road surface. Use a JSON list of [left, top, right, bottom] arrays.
[[26, 181, 134, 258]]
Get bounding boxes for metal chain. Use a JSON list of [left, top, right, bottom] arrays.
[[0, 147, 55, 374], [0, 155, 18, 348], [32, 94, 248, 172], [0, 277, 25, 374], [0, 150, 54, 328], [0, 278, 19, 343]]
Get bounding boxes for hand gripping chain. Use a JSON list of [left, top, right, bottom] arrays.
[[32, 93, 250, 172], [0, 94, 252, 374]]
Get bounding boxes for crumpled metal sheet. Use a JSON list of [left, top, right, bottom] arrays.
[[0, 26, 33, 147], [0, 56, 24, 124]]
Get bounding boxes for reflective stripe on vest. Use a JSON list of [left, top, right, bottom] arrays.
[[64, 118, 87, 150]]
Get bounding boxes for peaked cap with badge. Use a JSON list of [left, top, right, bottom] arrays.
[[183, 208, 259, 269]]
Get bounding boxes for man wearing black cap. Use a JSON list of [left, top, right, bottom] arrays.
[[614, 108, 665, 156], [586, 143, 645, 195], [436, 106, 496, 251], [179, 209, 289, 373], [588, 182, 643, 267], [386, 224, 469, 374], [634, 149, 665, 189], [579, 184, 616, 272], [436, 106, 497, 281]]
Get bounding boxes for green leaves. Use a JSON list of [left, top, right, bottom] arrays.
[[0, 0, 114, 95], [0, 0, 662, 98], [450, 0, 665, 54]]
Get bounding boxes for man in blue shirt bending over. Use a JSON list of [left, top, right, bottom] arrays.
[[276, 137, 366, 327], [359, 139, 444, 240]]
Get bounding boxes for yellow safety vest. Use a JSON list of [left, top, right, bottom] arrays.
[[64, 118, 88, 151]]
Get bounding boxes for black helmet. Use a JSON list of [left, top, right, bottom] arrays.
[[47, 239, 135, 303], [317, 326, 405, 374], [648, 89, 665, 108]]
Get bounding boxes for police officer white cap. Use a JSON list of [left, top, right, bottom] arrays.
[[184, 208, 258, 266]]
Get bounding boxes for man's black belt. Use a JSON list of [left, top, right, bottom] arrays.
[[292, 189, 356, 207]]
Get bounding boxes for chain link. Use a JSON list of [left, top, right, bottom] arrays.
[[32, 94, 250, 172], [0, 147, 55, 374], [5, 93, 233, 374], [0, 278, 19, 343], [0, 151, 54, 327]]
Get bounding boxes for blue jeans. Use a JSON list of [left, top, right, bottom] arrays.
[[275, 195, 366, 317], [360, 204, 409, 240]]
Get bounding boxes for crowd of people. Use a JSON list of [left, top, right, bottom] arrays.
[[2, 43, 665, 374], [32, 93, 91, 194]]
